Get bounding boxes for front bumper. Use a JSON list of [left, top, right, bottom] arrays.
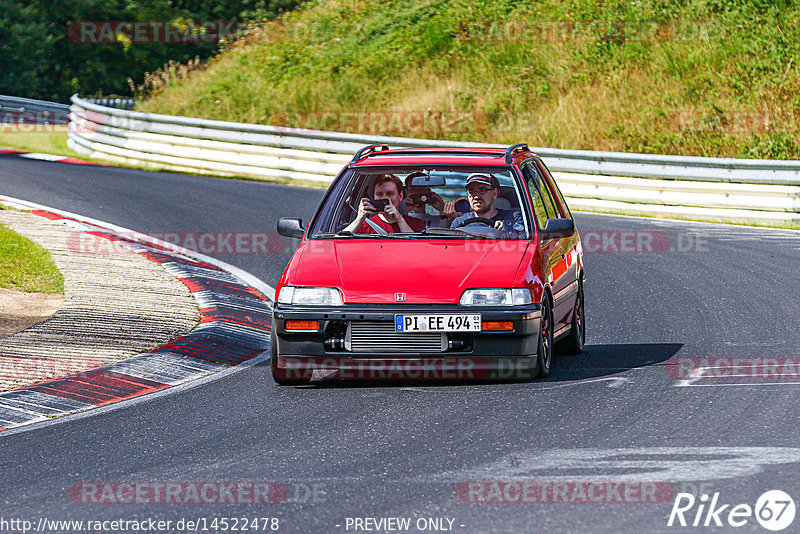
[[272, 303, 542, 380]]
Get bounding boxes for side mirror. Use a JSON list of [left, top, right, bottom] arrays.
[[539, 218, 574, 240], [277, 217, 305, 239]]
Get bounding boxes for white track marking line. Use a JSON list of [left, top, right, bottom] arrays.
[[415, 446, 800, 483], [19, 153, 67, 162], [673, 366, 707, 387], [538, 376, 631, 390], [674, 382, 800, 388]]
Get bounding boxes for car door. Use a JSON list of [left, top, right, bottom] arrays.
[[534, 159, 581, 333], [522, 161, 575, 333]]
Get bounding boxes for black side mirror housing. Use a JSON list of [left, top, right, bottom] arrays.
[[277, 217, 305, 239], [539, 218, 575, 240]]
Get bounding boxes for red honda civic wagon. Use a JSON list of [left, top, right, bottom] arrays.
[[272, 143, 585, 384]]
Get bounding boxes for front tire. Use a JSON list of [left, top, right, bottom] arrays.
[[536, 296, 553, 378], [270, 331, 312, 386]]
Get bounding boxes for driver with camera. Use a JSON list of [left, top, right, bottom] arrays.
[[446, 173, 524, 236]]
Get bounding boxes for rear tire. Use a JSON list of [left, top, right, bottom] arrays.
[[270, 331, 312, 386], [536, 296, 553, 378], [560, 283, 585, 355]]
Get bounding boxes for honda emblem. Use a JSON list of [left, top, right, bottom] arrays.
[[394, 292, 406, 302]]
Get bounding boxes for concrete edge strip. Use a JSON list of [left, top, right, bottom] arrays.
[[0, 195, 276, 431]]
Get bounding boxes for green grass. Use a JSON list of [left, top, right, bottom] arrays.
[[0, 126, 186, 171], [0, 126, 117, 167], [0, 224, 64, 294], [0, 126, 77, 157], [136, 0, 800, 159]]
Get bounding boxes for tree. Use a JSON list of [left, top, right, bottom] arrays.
[[1, 0, 303, 101]]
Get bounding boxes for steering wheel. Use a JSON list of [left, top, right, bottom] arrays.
[[457, 217, 495, 228]]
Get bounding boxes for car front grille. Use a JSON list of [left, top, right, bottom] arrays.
[[346, 321, 447, 353]]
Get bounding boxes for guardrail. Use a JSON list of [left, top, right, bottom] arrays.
[[66, 94, 800, 226], [84, 97, 135, 110], [0, 95, 134, 125], [0, 95, 71, 124]]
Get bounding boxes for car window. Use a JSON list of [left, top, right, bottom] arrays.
[[533, 165, 560, 220], [522, 163, 554, 229], [307, 166, 531, 239], [537, 161, 572, 220], [307, 171, 358, 236]]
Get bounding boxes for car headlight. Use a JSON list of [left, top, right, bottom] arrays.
[[277, 286, 343, 306], [459, 288, 532, 306]]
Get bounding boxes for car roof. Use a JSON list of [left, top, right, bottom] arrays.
[[349, 147, 540, 167]]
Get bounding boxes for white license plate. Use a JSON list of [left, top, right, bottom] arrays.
[[395, 314, 481, 333]]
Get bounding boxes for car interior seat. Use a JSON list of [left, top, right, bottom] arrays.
[[496, 186, 517, 210]]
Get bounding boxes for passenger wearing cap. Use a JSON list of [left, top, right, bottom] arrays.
[[447, 173, 524, 236]]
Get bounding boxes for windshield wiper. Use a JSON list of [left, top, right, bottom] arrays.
[[313, 232, 367, 238], [314, 231, 406, 239], [420, 227, 463, 236], [419, 227, 495, 239]]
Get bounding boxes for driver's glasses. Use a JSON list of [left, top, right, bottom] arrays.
[[467, 187, 494, 197]]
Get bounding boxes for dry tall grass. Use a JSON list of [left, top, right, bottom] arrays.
[[138, 0, 800, 159]]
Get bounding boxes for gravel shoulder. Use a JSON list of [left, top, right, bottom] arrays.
[[0, 210, 200, 391]]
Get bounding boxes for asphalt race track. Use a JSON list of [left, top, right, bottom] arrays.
[[2, 155, 800, 533]]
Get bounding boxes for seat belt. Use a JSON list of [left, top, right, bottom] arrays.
[[364, 217, 390, 236]]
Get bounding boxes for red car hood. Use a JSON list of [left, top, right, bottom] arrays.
[[288, 239, 530, 304]]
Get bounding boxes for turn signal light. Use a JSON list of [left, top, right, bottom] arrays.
[[482, 321, 514, 331], [285, 320, 319, 331]]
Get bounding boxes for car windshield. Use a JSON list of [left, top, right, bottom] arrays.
[[309, 166, 531, 240]]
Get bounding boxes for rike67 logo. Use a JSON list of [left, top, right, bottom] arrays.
[[668, 490, 795, 531]]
